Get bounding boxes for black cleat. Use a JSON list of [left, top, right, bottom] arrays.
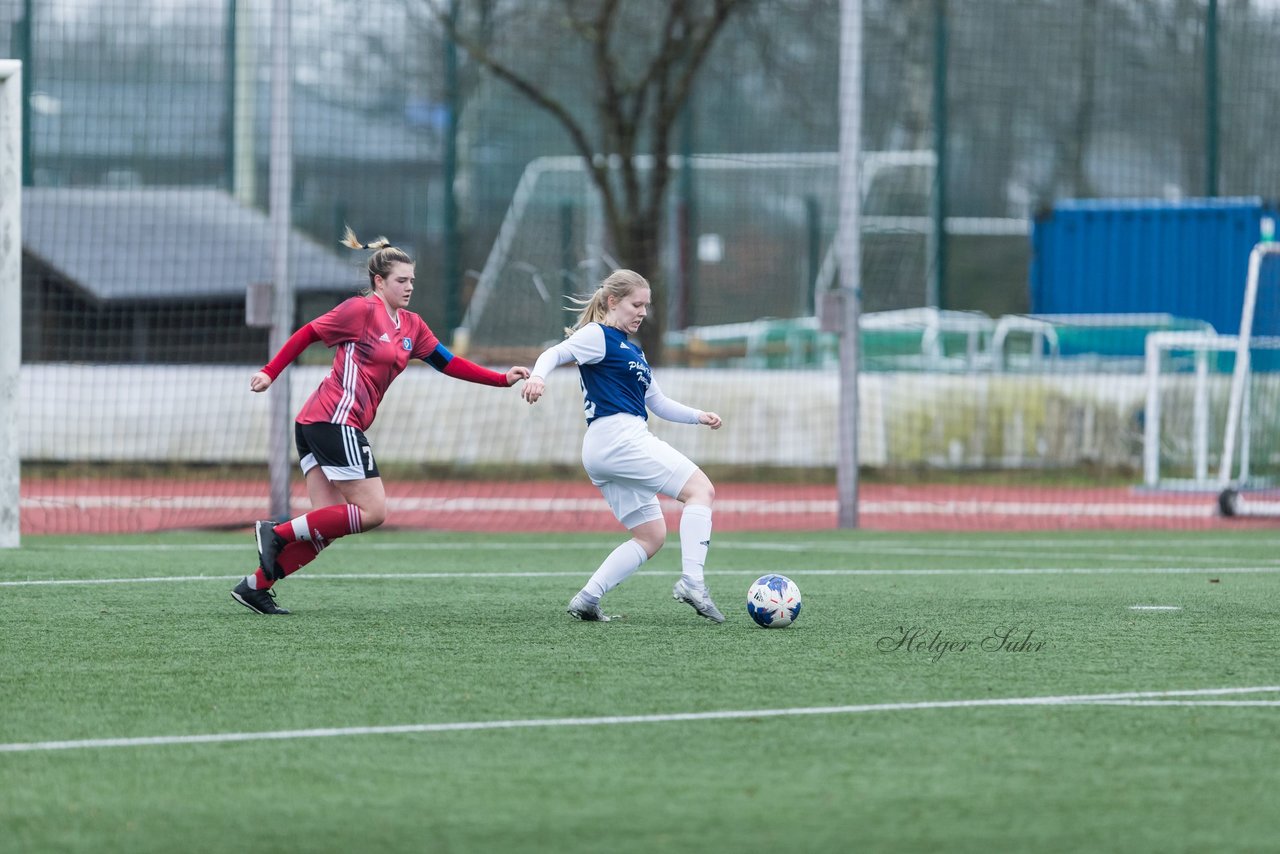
[[255, 520, 288, 581], [1218, 488, 1239, 518], [231, 578, 291, 615]]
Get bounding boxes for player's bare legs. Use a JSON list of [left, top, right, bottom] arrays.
[[331, 475, 387, 531], [629, 518, 666, 558], [304, 466, 345, 510]]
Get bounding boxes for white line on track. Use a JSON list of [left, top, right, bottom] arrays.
[[776, 545, 1274, 565], [17, 496, 1222, 518], [1, 686, 1275, 754], [4, 565, 1279, 587]]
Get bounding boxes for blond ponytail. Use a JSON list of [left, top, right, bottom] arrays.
[[341, 226, 412, 293]]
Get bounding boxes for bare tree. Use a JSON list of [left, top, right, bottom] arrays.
[[427, 0, 750, 361]]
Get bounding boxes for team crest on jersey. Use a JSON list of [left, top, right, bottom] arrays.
[[402, 337, 413, 351]]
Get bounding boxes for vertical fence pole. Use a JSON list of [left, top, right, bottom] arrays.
[[930, 0, 948, 309], [837, 0, 863, 529], [0, 61, 22, 547], [1205, 0, 1219, 196], [267, 0, 293, 521]]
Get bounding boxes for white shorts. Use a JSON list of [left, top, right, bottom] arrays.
[[582, 414, 698, 530]]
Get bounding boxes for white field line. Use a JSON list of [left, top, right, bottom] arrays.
[[2, 686, 1275, 754], [1129, 606, 1183, 611], [31, 540, 1279, 569], [20, 495, 1219, 519], [1080, 700, 1280, 707], [32, 542, 616, 552], [788, 566, 1278, 575], [4, 565, 1279, 588]]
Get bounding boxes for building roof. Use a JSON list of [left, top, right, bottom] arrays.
[[31, 80, 441, 163], [22, 187, 363, 301]]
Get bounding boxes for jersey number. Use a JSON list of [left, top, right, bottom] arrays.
[[362, 446, 375, 472]]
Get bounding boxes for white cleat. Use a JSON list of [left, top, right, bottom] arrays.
[[567, 592, 611, 622], [672, 577, 725, 623]]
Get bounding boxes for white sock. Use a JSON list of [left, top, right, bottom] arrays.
[[680, 504, 714, 587], [582, 539, 648, 601]]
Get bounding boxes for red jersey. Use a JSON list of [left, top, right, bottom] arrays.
[[296, 295, 440, 430]]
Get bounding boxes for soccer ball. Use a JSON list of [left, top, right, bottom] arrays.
[[746, 574, 802, 628]]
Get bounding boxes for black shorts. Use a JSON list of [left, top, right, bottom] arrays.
[[295, 422, 380, 481]]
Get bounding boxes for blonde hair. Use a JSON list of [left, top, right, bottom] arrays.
[[565, 269, 649, 337], [341, 226, 413, 294]]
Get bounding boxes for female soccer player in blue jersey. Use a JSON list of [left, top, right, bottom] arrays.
[[522, 269, 725, 623]]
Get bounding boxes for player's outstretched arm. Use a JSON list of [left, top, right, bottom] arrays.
[[424, 343, 525, 389], [645, 380, 720, 429], [251, 322, 321, 392], [524, 334, 590, 405]]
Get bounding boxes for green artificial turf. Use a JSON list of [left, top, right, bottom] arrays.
[[1, 529, 1277, 852]]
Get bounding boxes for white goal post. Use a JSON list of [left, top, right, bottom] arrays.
[[1141, 241, 1280, 504], [1216, 240, 1280, 516], [0, 61, 21, 549]]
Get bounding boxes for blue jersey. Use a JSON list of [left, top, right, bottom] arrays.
[[579, 323, 652, 424]]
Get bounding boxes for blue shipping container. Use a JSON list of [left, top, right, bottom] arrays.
[[1030, 197, 1280, 335]]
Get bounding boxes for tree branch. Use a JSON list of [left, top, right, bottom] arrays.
[[426, 0, 598, 167], [657, 0, 744, 133]]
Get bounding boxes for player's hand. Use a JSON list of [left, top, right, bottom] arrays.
[[522, 377, 546, 404], [250, 371, 273, 393], [506, 366, 531, 387], [699, 411, 722, 429]]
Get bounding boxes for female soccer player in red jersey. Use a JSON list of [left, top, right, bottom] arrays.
[[231, 229, 530, 614]]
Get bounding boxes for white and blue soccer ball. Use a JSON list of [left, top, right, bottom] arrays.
[[747, 574, 802, 628]]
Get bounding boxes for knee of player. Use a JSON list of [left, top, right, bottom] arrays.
[[639, 537, 664, 559], [360, 505, 387, 530], [635, 528, 666, 558], [687, 478, 715, 505]]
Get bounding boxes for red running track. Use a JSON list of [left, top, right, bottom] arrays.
[[17, 480, 1268, 535]]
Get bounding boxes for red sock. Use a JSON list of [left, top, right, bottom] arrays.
[[280, 539, 325, 578], [256, 540, 326, 589], [273, 504, 363, 546]]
